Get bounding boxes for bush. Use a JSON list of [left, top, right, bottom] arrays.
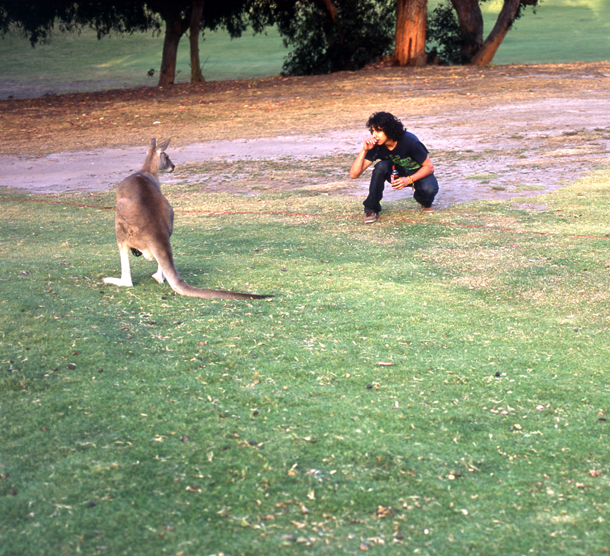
[[278, 0, 395, 76], [426, 1, 470, 65]]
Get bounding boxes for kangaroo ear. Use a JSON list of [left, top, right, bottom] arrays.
[[150, 138, 157, 148], [158, 139, 171, 152]]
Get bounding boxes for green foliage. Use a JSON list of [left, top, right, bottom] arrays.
[[0, 0, 159, 45], [273, 0, 395, 76], [427, 1, 467, 65], [0, 0, 260, 45]]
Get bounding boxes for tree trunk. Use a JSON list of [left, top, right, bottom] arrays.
[[316, 0, 340, 25], [158, 6, 186, 87], [449, 0, 483, 61], [312, 0, 344, 48], [189, 0, 205, 83], [394, 0, 427, 67], [471, 0, 521, 66]]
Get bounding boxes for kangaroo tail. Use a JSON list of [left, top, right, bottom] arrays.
[[171, 281, 271, 300], [155, 249, 271, 300]]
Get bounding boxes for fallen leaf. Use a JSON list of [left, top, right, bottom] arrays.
[[375, 505, 394, 518]]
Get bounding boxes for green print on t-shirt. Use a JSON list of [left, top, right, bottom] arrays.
[[389, 154, 421, 170]]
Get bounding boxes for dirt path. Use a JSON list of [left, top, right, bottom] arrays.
[[1, 62, 610, 208]]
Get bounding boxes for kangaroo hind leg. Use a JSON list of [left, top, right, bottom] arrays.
[[102, 244, 133, 287]]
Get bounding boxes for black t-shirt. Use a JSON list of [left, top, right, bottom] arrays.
[[364, 131, 429, 171]]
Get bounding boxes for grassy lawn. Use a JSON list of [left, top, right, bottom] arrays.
[[0, 27, 287, 96], [1, 0, 609, 98], [480, 0, 610, 65], [1, 2, 609, 552], [1, 161, 610, 554]]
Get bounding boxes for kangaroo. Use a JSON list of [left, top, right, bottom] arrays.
[[102, 139, 270, 300]]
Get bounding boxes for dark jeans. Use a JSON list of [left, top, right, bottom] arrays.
[[363, 160, 439, 213]]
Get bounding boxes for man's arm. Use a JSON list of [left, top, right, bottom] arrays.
[[349, 138, 376, 179]]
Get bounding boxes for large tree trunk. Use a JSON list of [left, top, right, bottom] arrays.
[[449, 0, 483, 62], [189, 0, 205, 83], [158, 6, 187, 87], [471, 0, 521, 66], [312, 0, 344, 48], [394, 0, 427, 67]]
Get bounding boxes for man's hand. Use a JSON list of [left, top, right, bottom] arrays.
[[391, 176, 404, 191], [362, 137, 377, 152], [391, 176, 413, 190], [392, 157, 434, 189]]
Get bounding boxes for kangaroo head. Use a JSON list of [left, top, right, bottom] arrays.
[[156, 138, 175, 173], [144, 138, 175, 175]]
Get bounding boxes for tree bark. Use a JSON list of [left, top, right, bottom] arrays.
[[312, 0, 344, 48], [316, 0, 340, 25], [449, 0, 483, 61], [189, 0, 205, 83], [394, 0, 427, 67], [158, 5, 187, 87], [471, 0, 521, 66]]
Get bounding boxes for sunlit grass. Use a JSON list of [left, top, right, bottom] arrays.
[[1, 165, 610, 555], [0, 27, 287, 97]]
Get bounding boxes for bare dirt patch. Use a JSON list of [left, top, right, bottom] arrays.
[[1, 62, 609, 208]]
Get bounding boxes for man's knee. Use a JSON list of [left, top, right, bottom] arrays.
[[414, 174, 438, 204], [417, 175, 438, 195]]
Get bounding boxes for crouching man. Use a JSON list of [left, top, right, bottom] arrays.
[[349, 112, 439, 223]]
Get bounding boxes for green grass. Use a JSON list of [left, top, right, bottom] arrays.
[[0, 26, 287, 97], [1, 0, 610, 98], [481, 0, 610, 65], [2, 164, 610, 555]]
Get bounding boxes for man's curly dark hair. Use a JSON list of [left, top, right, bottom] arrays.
[[366, 112, 406, 141]]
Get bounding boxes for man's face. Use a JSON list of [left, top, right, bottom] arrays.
[[371, 127, 389, 146]]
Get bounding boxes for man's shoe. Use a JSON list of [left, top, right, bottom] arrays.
[[364, 210, 378, 223], [421, 205, 434, 213]]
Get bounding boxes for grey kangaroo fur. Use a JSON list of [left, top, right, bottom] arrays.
[[102, 138, 270, 300]]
